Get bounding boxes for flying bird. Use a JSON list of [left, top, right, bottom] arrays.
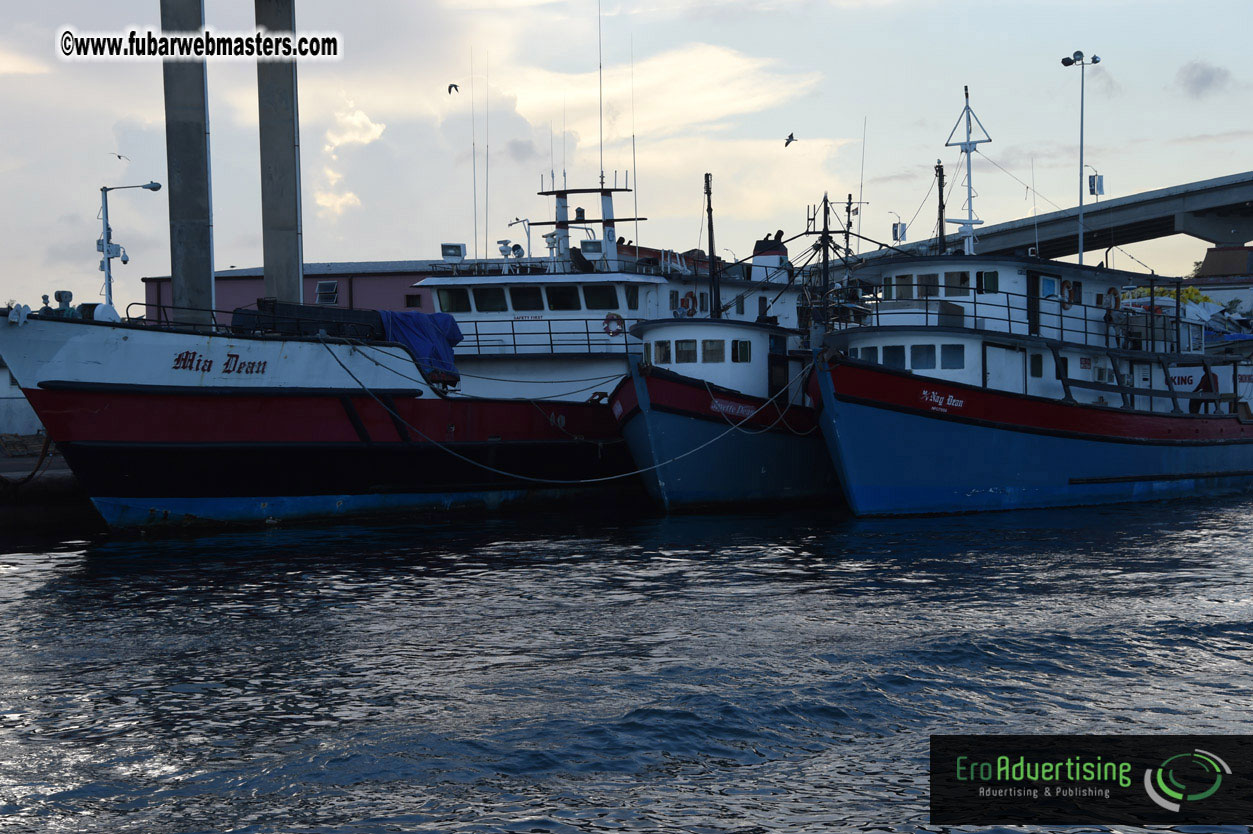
[[448, 83, 459, 94], [784, 133, 796, 148], [107, 152, 131, 162]]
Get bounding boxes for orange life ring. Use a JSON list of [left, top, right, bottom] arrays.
[[680, 291, 698, 318], [602, 312, 624, 336], [1060, 280, 1073, 309]]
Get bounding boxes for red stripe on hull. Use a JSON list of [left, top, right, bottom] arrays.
[[23, 388, 620, 445], [612, 369, 819, 434], [810, 360, 1253, 443]]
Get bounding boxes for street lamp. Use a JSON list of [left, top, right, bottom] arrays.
[[98, 181, 160, 310], [1061, 50, 1099, 265]]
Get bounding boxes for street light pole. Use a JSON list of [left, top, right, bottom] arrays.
[[1061, 50, 1099, 266]]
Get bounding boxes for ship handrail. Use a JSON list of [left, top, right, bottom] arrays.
[[1060, 377, 1236, 401]]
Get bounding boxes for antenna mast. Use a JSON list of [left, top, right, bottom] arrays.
[[631, 37, 639, 258], [484, 50, 490, 259], [597, 0, 604, 188], [935, 160, 946, 255], [705, 173, 721, 319], [470, 49, 479, 259], [943, 85, 991, 255]]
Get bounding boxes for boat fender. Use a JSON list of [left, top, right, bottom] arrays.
[[603, 312, 625, 336], [1060, 281, 1073, 309], [681, 291, 698, 317]]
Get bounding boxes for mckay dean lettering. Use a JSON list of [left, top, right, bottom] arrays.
[[172, 351, 268, 375]]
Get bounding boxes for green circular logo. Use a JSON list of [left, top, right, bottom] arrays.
[[1144, 749, 1230, 812]]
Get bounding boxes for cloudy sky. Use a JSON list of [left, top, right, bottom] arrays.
[[1, 0, 1250, 309]]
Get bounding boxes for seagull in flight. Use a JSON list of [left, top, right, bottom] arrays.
[[784, 133, 796, 148], [448, 83, 459, 94], [107, 152, 131, 162]]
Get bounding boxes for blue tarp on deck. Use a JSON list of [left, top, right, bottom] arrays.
[[378, 310, 464, 380]]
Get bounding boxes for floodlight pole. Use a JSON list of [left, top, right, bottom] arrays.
[[1062, 51, 1099, 266]]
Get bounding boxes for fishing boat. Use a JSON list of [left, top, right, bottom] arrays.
[[608, 176, 837, 509], [811, 92, 1253, 516], [0, 300, 633, 528]]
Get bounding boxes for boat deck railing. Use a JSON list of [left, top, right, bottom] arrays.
[[828, 287, 1204, 354]]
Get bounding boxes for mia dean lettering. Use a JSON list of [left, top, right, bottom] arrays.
[[957, 755, 1133, 788], [171, 350, 268, 375]]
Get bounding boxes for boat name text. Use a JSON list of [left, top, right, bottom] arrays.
[[172, 350, 268, 375], [921, 389, 964, 412]]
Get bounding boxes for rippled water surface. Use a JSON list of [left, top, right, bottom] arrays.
[[3, 498, 1253, 833]]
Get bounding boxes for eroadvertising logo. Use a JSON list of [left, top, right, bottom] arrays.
[[930, 735, 1253, 825], [1143, 749, 1230, 812]]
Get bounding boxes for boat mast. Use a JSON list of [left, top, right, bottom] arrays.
[[821, 193, 831, 324], [935, 161, 946, 255], [943, 86, 991, 255], [704, 173, 721, 319]]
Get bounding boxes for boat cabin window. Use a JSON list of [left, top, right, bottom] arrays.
[[653, 340, 672, 364], [546, 285, 582, 310], [884, 275, 913, 301], [1068, 280, 1083, 306], [473, 287, 508, 312], [641, 343, 650, 364], [910, 344, 936, 370], [510, 286, 545, 311], [315, 280, 338, 305], [404, 294, 423, 309], [731, 340, 752, 363], [1030, 353, 1044, 378], [884, 345, 906, 369], [758, 296, 768, 317], [437, 287, 471, 313], [855, 345, 879, 363], [1055, 356, 1069, 379], [583, 285, 618, 310], [675, 339, 697, 363], [625, 285, 640, 310], [944, 271, 971, 297], [976, 271, 999, 294], [941, 344, 965, 369], [918, 274, 940, 298], [1040, 277, 1059, 299], [669, 290, 680, 310], [702, 340, 725, 363], [699, 292, 709, 312], [735, 296, 745, 315]]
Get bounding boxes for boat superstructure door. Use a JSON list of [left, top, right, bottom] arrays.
[[983, 343, 1027, 394]]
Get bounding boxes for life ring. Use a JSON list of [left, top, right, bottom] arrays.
[[1060, 280, 1073, 309], [680, 291, 698, 318], [602, 312, 624, 336]]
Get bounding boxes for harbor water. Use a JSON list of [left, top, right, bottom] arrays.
[[3, 497, 1253, 833]]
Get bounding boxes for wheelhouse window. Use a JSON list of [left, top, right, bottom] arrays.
[[437, 287, 471, 313], [731, 340, 752, 363], [314, 280, 338, 305], [859, 345, 879, 364], [1030, 353, 1044, 378], [944, 271, 971, 297], [510, 286, 545, 311], [1055, 355, 1069, 380], [918, 274, 940, 298], [625, 285, 640, 310], [702, 339, 725, 363], [910, 344, 937, 370], [976, 271, 999, 294], [675, 339, 697, 363], [941, 344, 965, 369], [884, 274, 913, 301], [404, 293, 423, 309], [545, 285, 582, 310], [472, 286, 508, 312], [653, 340, 672, 364], [883, 345, 906, 369], [583, 285, 619, 310]]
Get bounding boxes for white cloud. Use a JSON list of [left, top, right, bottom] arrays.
[[314, 189, 362, 217], [315, 102, 385, 219], [323, 106, 386, 155], [0, 46, 49, 75]]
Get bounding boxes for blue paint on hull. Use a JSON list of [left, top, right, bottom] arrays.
[[91, 487, 590, 529], [815, 374, 1253, 515], [621, 408, 837, 510]]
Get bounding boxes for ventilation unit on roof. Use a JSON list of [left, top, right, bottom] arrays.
[[441, 243, 466, 263]]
